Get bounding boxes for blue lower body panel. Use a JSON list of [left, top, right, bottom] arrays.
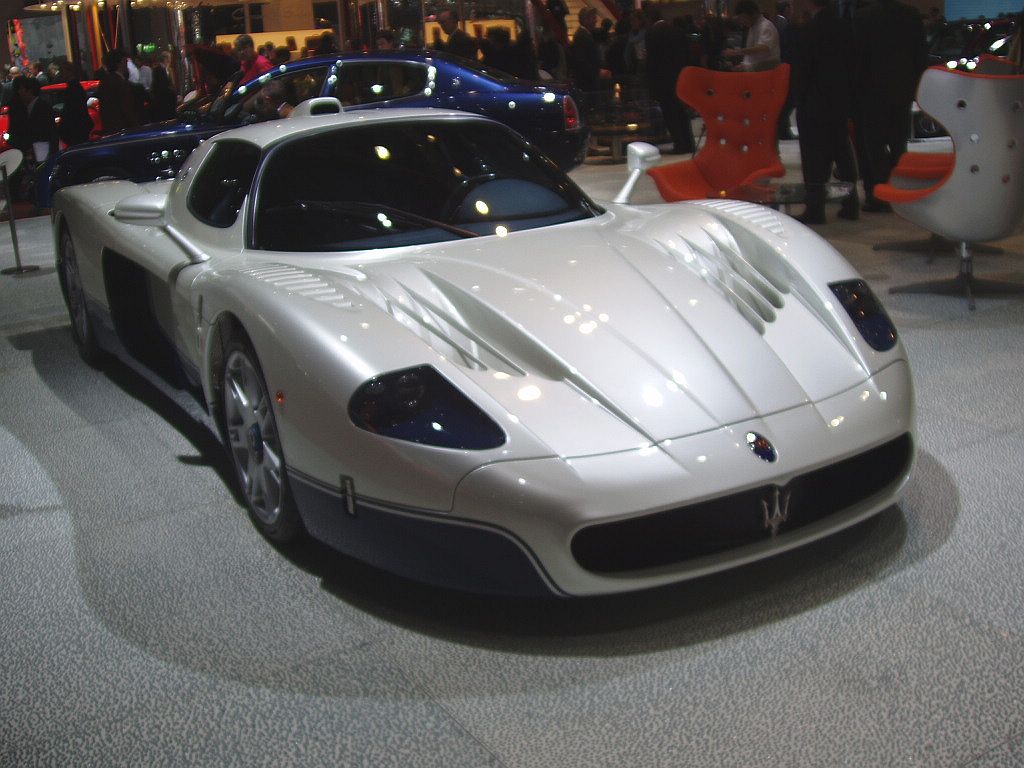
[[289, 472, 561, 597]]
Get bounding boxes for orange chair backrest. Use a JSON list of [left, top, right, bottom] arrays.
[[679, 65, 790, 194]]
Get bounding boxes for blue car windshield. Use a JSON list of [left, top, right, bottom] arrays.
[[252, 120, 602, 252]]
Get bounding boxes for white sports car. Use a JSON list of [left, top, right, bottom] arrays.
[[52, 101, 915, 596]]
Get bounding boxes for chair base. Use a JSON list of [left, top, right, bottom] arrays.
[[890, 275, 1024, 311], [889, 241, 1023, 311], [874, 233, 1003, 261]]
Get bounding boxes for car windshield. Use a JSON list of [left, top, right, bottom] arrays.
[[177, 72, 244, 121], [177, 89, 227, 121], [253, 119, 601, 252]]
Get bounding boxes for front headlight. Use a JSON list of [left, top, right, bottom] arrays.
[[349, 365, 506, 449], [829, 279, 897, 351]]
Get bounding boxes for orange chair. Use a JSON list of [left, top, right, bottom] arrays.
[[647, 65, 790, 202], [874, 65, 1024, 309]]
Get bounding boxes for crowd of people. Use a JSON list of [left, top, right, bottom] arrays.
[[2, 1, 1020, 220], [421, 0, 1017, 226], [0, 49, 180, 158]]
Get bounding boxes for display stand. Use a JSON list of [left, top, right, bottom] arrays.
[[1, 149, 39, 276]]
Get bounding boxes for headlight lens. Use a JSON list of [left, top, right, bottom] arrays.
[[349, 365, 506, 449], [829, 279, 897, 351]]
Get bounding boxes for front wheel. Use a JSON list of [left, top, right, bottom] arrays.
[[221, 335, 302, 543], [56, 223, 102, 365]]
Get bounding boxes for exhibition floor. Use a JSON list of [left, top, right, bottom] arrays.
[[2, 140, 1024, 767]]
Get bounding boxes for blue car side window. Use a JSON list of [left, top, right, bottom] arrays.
[[225, 67, 330, 124], [332, 62, 427, 106]]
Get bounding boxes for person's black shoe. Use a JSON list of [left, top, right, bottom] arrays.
[[836, 203, 860, 221], [863, 197, 893, 213], [795, 211, 826, 225]]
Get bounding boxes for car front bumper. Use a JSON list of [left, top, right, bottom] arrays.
[[294, 361, 914, 596]]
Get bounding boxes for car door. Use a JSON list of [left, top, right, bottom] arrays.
[[159, 138, 261, 366]]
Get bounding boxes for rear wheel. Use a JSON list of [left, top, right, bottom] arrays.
[[56, 224, 101, 365], [221, 335, 302, 543]]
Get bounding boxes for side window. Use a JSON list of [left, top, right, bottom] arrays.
[[333, 63, 428, 105], [188, 140, 261, 228], [226, 67, 329, 124]]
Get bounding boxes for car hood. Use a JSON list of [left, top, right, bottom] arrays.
[[279, 204, 886, 457]]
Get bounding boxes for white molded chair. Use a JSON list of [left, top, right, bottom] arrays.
[[874, 65, 1024, 309], [874, 56, 1021, 260]]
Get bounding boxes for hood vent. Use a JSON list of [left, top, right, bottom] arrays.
[[373, 281, 524, 376], [657, 223, 785, 335], [242, 264, 361, 309]]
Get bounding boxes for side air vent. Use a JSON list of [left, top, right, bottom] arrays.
[[242, 264, 360, 309]]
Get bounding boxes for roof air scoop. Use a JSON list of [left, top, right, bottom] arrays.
[[291, 97, 343, 117]]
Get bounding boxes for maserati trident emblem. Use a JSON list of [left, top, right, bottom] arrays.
[[761, 487, 791, 537], [746, 431, 778, 462]]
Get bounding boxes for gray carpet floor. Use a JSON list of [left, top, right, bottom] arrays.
[[2, 139, 1023, 767]]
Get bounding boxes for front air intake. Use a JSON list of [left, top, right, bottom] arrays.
[[571, 434, 913, 573]]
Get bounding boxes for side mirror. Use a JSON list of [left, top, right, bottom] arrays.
[[111, 192, 166, 225], [614, 142, 662, 204], [627, 141, 662, 173]]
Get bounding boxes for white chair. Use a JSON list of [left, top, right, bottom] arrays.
[[874, 56, 1020, 259], [874, 65, 1024, 309]]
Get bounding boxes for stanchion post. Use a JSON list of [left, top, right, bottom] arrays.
[[1, 148, 39, 276]]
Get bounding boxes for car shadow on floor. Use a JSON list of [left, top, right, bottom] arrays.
[[11, 323, 959, 656], [7, 324, 240, 502]]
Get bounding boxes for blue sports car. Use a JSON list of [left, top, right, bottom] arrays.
[[43, 51, 588, 205]]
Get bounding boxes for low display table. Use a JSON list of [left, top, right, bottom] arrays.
[[726, 181, 855, 214]]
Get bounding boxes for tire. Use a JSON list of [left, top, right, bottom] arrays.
[[56, 223, 102, 366], [221, 334, 302, 543]]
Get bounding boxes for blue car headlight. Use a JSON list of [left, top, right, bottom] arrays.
[[349, 365, 506, 449], [829, 280, 897, 351]]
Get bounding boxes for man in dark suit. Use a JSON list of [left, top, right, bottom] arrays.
[[643, 4, 695, 154], [97, 49, 140, 134], [13, 76, 57, 162], [569, 7, 602, 95], [438, 8, 479, 61], [852, 0, 928, 211], [56, 62, 93, 146], [792, 0, 858, 223]]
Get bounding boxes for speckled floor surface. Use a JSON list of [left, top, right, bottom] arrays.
[[2, 140, 1024, 767]]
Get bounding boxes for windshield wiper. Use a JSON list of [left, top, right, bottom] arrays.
[[297, 200, 481, 239]]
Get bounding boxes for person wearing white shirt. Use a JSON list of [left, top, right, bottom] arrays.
[[137, 58, 153, 92], [724, 0, 781, 71], [126, 55, 140, 84]]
